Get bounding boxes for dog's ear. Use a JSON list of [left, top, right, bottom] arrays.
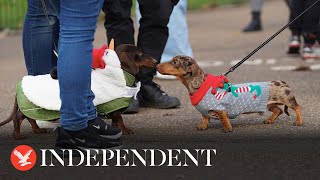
[[190, 64, 203, 89], [118, 52, 139, 75]]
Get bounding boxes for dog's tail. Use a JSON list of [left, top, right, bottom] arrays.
[[0, 96, 18, 126], [284, 105, 290, 116]]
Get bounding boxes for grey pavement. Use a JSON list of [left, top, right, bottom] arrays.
[[1, 1, 320, 179]]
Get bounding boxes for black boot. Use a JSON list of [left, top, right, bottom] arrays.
[[243, 11, 262, 32], [138, 82, 180, 109], [123, 98, 140, 114]]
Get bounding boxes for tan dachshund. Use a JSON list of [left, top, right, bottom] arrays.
[[157, 55, 302, 132]]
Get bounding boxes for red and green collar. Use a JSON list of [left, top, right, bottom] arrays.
[[189, 74, 226, 106]]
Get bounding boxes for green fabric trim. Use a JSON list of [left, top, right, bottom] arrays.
[[16, 71, 135, 121], [16, 81, 60, 121], [96, 71, 135, 115]]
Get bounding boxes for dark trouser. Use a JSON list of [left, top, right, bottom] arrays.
[[102, 0, 178, 84], [289, 0, 320, 42]]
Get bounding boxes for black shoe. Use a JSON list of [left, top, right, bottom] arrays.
[[138, 82, 180, 109], [123, 99, 139, 114], [54, 126, 123, 156], [88, 116, 122, 139], [243, 11, 262, 32]]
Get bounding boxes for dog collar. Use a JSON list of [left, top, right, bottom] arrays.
[[189, 74, 226, 106]]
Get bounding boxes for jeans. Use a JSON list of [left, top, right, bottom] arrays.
[[23, 0, 103, 131], [23, 0, 60, 75], [103, 0, 177, 84], [136, 0, 193, 63], [289, 0, 320, 34]]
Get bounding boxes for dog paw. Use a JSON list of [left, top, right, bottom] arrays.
[[13, 132, 24, 140], [196, 124, 208, 130], [223, 127, 233, 133], [263, 119, 274, 124], [33, 128, 48, 134], [293, 121, 302, 126]]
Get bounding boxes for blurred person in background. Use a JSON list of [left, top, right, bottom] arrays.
[[243, 0, 291, 32], [243, 0, 264, 32], [288, 0, 320, 59], [135, 0, 193, 80]]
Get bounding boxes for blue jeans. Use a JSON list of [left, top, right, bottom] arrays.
[[23, 0, 60, 75], [23, 0, 103, 131], [135, 0, 193, 63], [58, 0, 103, 131]]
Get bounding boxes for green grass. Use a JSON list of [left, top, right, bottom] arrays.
[[0, 0, 27, 30], [188, 0, 247, 10], [0, 0, 246, 30]]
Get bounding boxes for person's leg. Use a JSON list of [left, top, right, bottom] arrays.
[[56, 0, 122, 152], [243, 0, 264, 32], [160, 0, 193, 63], [102, 0, 134, 47], [288, 0, 304, 54], [23, 0, 60, 75], [102, 0, 135, 113], [136, 0, 180, 109], [137, 0, 176, 83], [136, 0, 192, 80], [301, 0, 320, 59]]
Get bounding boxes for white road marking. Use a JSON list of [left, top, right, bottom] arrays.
[[198, 61, 224, 67], [271, 65, 296, 71], [310, 64, 320, 70], [271, 64, 320, 71], [197, 58, 320, 71], [266, 58, 276, 64], [230, 59, 263, 66]]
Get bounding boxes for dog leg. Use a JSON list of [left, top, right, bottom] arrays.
[[292, 104, 302, 126], [214, 110, 233, 133], [26, 118, 48, 134], [13, 110, 25, 140], [264, 104, 283, 124], [196, 115, 209, 130], [110, 111, 133, 135]]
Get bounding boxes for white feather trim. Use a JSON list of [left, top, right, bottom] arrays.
[[21, 49, 128, 111]]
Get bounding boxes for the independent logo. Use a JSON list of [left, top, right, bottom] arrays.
[[10, 145, 36, 171]]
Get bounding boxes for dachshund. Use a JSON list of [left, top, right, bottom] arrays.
[[1, 44, 156, 139], [157, 55, 302, 132]]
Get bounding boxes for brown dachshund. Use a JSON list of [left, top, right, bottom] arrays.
[[1, 44, 156, 139], [157, 55, 302, 132]]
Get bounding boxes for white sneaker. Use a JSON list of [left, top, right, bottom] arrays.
[[313, 44, 320, 59], [155, 71, 177, 80]]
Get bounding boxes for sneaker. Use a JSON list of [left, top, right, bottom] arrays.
[[155, 71, 177, 80], [302, 45, 317, 60], [138, 82, 180, 109], [88, 116, 122, 139], [287, 35, 301, 54], [54, 126, 123, 156], [313, 44, 320, 59]]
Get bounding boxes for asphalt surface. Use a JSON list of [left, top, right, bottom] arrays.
[[1, 1, 320, 179]]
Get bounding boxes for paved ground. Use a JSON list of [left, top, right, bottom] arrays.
[[1, 1, 320, 179]]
